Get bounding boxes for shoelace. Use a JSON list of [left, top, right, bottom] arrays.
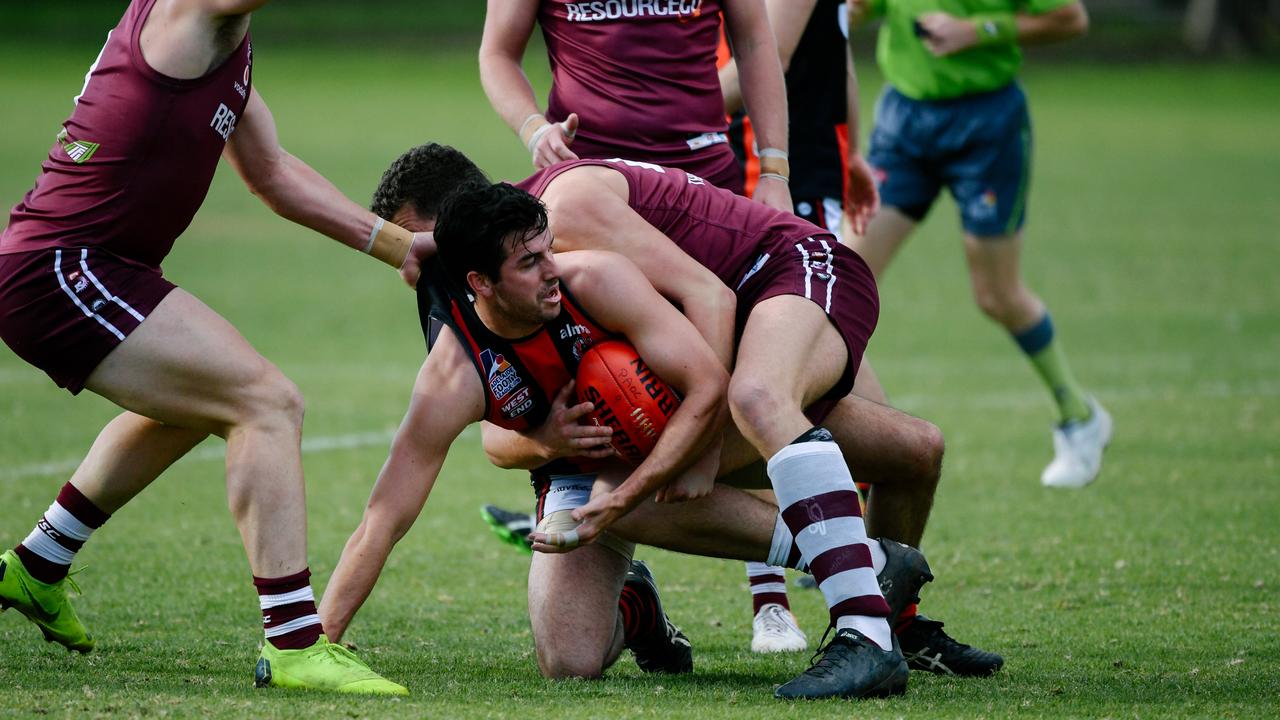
[[316, 642, 376, 675], [801, 624, 843, 677], [64, 565, 87, 596]]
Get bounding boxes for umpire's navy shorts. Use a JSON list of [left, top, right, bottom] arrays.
[[868, 82, 1031, 238]]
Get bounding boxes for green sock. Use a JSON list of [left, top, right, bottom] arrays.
[[1012, 313, 1091, 424]]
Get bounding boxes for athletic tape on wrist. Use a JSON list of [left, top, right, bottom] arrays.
[[518, 113, 545, 141], [759, 155, 791, 179], [758, 147, 789, 160], [527, 123, 556, 156], [365, 218, 414, 268], [758, 172, 790, 184]]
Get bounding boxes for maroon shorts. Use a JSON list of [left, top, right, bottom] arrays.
[[0, 247, 176, 394], [735, 233, 880, 422]]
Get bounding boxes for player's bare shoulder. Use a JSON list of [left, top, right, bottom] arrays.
[[541, 165, 632, 243], [140, 0, 252, 80]]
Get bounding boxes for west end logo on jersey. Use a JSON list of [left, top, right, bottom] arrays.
[[565, 0, 703, 23], [500, 386, 535, 420], [57, 129, 100, 165], [480, 348, 522, 400], [210, 103, 238, 141]]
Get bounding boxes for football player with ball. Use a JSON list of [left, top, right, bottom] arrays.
[[320, 178, 937, 699]]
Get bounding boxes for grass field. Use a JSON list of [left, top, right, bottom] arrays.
[[1, 34, 1278, 720]]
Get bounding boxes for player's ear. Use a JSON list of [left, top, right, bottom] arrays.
[[466, 270, 494, 298]]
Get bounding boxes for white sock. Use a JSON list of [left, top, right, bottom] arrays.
[[867, 538, 887, 575], [836, 615, 893, 651]]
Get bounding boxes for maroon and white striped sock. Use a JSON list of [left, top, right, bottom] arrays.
[[14, 482, 110, 584], [745, 562, 789, 615], [767, 427, 892, 649], [254, 568, 323, 650]]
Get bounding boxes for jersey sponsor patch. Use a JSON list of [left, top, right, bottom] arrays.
[[57, 129, 100, 164], [210, 103, 238, 141], [480, 348, 523, 400], [564, 0, 704, 23], [500, 386, 535, 420]]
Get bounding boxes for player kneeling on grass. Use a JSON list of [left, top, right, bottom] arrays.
[[373, 144, 1004, 681], [319, 184, 938, 699]]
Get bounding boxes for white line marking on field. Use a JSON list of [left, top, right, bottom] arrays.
[[0, 427, 479, 483]]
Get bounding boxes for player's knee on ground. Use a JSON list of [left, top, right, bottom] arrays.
[[536, 647, 609, 680]]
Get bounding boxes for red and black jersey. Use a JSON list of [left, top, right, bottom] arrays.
[[417, 262, 616, 474]]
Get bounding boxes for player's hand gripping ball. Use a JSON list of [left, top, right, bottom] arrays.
[[575, 340, 681, 465]]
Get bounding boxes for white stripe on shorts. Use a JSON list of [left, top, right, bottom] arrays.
[[80, 249, 145, 321], [795, 240, 813, 300], [54, 249, 124, 341], [817, 238, 837, 313], [259, 586, 315, 610]]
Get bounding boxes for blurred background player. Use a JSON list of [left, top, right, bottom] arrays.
[[0, 0, 422, 694], [477, 0, 807, 653], [846, 0, 1111, 488], [478, 0, 794, 213]]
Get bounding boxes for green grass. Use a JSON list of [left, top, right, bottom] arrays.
[[2, 39, 1279, 719]]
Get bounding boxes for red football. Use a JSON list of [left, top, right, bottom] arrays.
[[576, 340, 681, 465]]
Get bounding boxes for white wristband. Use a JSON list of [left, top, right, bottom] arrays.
[[527, 123, 556, 156], [364, 217, 384, 254]]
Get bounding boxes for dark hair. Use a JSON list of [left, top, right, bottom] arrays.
[[434, 183, 549, 290], [370, 143, 489, 222]]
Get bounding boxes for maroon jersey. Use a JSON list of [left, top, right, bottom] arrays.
[[0, 0, 253, 268], [515, 158, 827, 289], [417, 263, 617, 474], [539, 1, 734, 173]]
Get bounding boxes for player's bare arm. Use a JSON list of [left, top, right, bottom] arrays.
[[223, 89, 427, 286], [722, 0, 792, 213], [550, 252, 730, 544], [720, 0, 819, 115], [917, 1, 1089, 57], [541, 166, 738, 369], [479, 0, 579, 167], [318, 331, 486, 643]]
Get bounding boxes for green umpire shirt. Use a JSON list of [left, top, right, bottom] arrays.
[[865, 0, 1075, 100]]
